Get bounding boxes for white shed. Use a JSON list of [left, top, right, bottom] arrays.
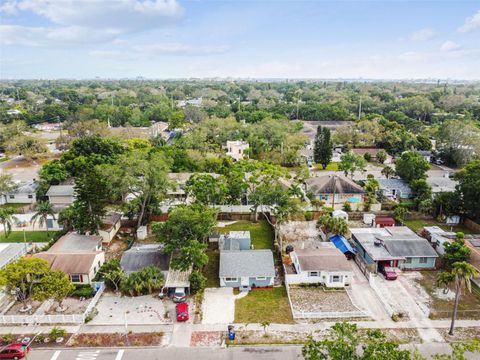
[[332, 210, 348, 221]]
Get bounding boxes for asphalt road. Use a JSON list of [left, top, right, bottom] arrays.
[[27, 347, 302, 360]]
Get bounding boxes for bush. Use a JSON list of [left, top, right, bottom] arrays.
[[71, 285, 95, 298], [0, 333, 15, 344], [342, 203, 352, 212], [121, 266, 164, 296], [304, 211, 313, 221], [49, 327, 67, 341], [363, 153, 372, 162], [189, 271, 207, 294]]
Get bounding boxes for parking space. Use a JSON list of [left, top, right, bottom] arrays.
[[201, 288, 236, 324]]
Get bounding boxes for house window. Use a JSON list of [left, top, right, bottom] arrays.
[[256, 277, 266, 281], [28, 194, 33, 199], [419, 257, 428, 264], [330, 275, 342, 283], [9, 195, 14, 199], [93, 266, 96, 274], [308, 271, 319, 277], [71, 274, 81, 283], [319, 195, 323, 200], [225, 277, 238, 282], [405, 258, 412, 264], [325, 195, 329, 200]]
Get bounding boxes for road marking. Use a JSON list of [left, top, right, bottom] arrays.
[[50, 350, 61, 360], [76, 350, 100, 360], [115, 350, 125, 360]]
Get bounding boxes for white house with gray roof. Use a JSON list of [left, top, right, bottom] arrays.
[[0, 181, 38, 205], [378, 179, 412, 200], [219, 250, 275, 290], [426, 176, 457, 196], [46, 184, 75, 209]]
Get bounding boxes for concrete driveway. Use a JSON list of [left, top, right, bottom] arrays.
[[201, 288, 236, 325]]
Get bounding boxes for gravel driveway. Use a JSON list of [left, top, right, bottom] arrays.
[[201, 288, 236, 324]]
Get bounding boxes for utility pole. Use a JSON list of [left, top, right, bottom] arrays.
[[331, 175, 337, 209], [358, 97, 362, 120]]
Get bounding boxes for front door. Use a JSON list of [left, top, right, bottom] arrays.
[[241, 277, 249, 287]]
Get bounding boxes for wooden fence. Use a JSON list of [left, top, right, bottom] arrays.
[[464, 218, 480, 232]]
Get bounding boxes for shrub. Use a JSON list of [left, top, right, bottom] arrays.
[[71, 285, 95, 298], [342, 203, 352, 212], [189, 271, 207, 294], [0, 333, 15, 344], [304, 211, 313, 221], [49, 327, 67, 341], [363, 153, 372, 162], [121, 266, 164, 296]]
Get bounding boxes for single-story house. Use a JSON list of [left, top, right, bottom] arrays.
[[219, 250, 275, 290], [286, 246, 353, 288], [351, 226, 438, 273], [304, 175, 365, 210], [120, 244, 170, 276], [219, 231, 251, 251], [426, 176, 458, 196], [225, 140, 249, 161], [378, 179, 412, 200], [98, 212, 122, 244], [33, 232, 104, 284], [46, 185, 75, 209], [34, 252, 104, 284], [417, 150, 433, 163], [166, 172, 220, 204], [0, 181, 38, 205]]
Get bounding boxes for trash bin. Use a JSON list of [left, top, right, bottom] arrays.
[[228, 331, 236, 341]]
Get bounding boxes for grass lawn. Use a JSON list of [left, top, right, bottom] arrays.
[[235, 287, 294, 324], [417, 271, 480, 320], [203, 249, 220, 287], [216, 220, 274, 250], [403, 219, 476, 235], [315, 162, 339, 171], [0, 203, 29, 210], [0, 231, 58, 243]]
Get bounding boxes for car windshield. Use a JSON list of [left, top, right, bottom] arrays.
[[384, 267, 395, 272], [178, 312, 188, 316]]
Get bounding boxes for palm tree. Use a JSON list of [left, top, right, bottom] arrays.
[[436, 271, 455, 294], [30, 201, 56, 235], [0, 207, 17, 238], [448, 262, 479, 335]]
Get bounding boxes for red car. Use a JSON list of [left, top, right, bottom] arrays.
[[0, 343, 30, 359], [176, 302, 189, 322], [382, 266, 398, 280]]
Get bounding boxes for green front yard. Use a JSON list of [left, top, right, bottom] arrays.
[[216, 220, 274, 250], [0, 203, 29, 210], [315, 162, 339, 171], [417, 271, 480, 320], [403, 219, 476, 235], [0, 231, 58, 243], [234, 287, 294, 324]]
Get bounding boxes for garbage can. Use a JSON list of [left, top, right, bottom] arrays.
[[228, 330, 236, 341]]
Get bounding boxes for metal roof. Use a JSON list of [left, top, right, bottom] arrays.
[[120, 245, 170, 274], [49, 232, 102, 253], [46, 185, 75, 197], [219, 250, 275, 278]]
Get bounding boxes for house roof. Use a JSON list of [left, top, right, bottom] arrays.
[[10, 181, 39, 195], [49, 232, 102, 253], [375, 217, 396, 226], [219, 250, 275, 278], [101, 212, 122, 231], [426, 177, 457, 192], [377, 179, 412, 197], [165, 268, 192, 288], [34, 252, 102, 274], [120, 245, 170, 274], [0, 243, 26, 269], [293, 248, 352, 272], [46, 185, 75, 197], [384, 240, 438, 258], [305, 175, 365, 195]]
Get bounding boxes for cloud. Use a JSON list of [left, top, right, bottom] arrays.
[[440, 40, 462, 52], [0, 0, 183, 46], [410, 28, 435, 41], [458, 10, 480, 33], [0, 25, 120, 46]]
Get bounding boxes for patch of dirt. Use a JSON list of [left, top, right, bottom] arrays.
[[191, 331, 223, 347], [279, 221, 321, 250], [105, 238, 129, 260], [433, 288, 456, 301], [438, 327, 480, 342], [289, 286, 358, 313], [45, 297, 90, 315], [5, 300, 43, 315], [69, 332, 164, 347]]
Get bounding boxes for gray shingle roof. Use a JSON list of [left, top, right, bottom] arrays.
[[120, 245, 170, 274], [305, 175, 365, 195], [49, 232, 102, 252], [378, 179, 412, 197], [219, 250, 275, 278], [384, 240, 438, 258], [46, 185, 75, 197]]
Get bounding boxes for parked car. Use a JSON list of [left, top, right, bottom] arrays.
[[0, 343, 30, 359], [435, 159, 444, 165], [381, 266, 398, 280], [176, 302, 189, 322], [172, 287, 186, 303]]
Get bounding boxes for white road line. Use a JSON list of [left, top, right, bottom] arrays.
[[50, 350, 61, 360], [115, 350, 125, 360]]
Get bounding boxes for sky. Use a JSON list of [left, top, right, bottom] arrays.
[[0, 0, 480, 80]]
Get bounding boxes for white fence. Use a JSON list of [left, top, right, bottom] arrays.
[[0, 282, 105, 325]]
